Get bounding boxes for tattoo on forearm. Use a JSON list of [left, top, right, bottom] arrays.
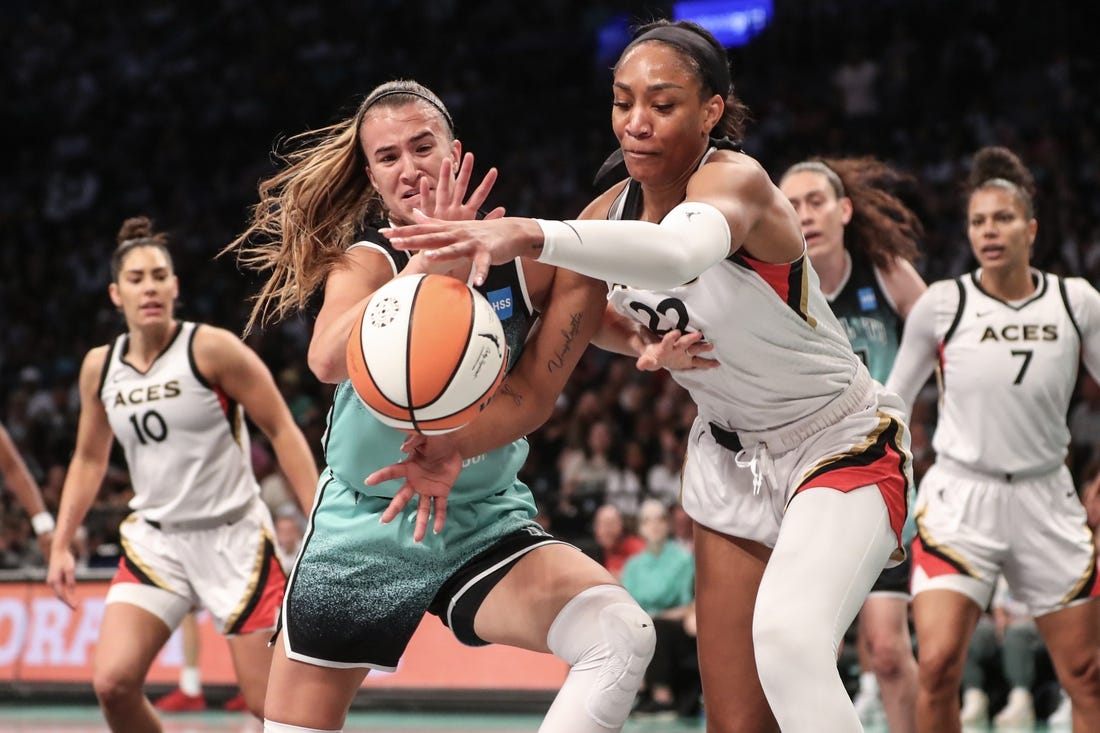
[[500, 383, 523, 407], [547, 312, 583, 372]]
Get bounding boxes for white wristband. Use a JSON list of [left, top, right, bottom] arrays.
[[31, 512, 56, 536]]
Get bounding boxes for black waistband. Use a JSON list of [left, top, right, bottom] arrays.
[[709, 422, 743, 452]]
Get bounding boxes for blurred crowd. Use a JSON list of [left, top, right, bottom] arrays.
[[2, 0, 1099, 569]]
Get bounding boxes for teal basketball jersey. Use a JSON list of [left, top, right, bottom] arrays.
[[324, 226, 538, 504], [829, 250, 901, 385]]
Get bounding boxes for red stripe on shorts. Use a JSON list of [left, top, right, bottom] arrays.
[[795, 418, 910, 548], [231, 542, 287, 635], [911, 535, 969, 578]]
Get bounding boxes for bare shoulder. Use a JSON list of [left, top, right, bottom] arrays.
[[875, 258, 928, 319], [191, 323, 253, 378], [577, 180, 630, 221], [694, 150, 770, 186], [76, 345, 112, 400], [192, 323, 244, 352], [80, 345, 111, 378]]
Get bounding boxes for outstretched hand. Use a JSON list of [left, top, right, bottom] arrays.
[[425, 153, 506, 222], [366, 432, 462, 542], [382, 213, 537, 287], [636, 330, 719, 372]]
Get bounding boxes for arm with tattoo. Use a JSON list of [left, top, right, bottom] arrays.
[[367, 269, 606, 505]]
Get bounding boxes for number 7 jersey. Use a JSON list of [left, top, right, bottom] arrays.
[[887, 270, 1100, 476], [98, 321, 258, 524]]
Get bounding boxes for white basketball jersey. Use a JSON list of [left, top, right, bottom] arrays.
[[99, 321, 258, 522], [903, 271, 1098, 475], [604, 179, 868, 434]]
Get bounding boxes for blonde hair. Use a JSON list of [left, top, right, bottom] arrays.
[[223, 80, 454, 333]]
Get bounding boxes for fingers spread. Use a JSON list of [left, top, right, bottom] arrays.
[[381, 488, 413, 524], [413, 496, 432, 543], [432, 499, 448, 535]]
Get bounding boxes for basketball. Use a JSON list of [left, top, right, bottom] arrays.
[[346, 273, 508, 434]]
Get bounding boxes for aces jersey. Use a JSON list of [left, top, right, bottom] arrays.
[[887, 270, 1100, 476], [99, 321, 258, 523], [604, 168, 870, 435]]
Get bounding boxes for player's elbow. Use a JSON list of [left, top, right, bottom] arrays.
[[307, 346, 347, 384]]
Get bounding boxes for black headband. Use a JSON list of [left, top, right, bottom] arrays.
[[363, 89, 455, 134], [632, 26, 731, 97]]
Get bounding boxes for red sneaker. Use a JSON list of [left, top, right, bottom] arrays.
[[223, 692, 248, 712], [154, 688, 207, 712]]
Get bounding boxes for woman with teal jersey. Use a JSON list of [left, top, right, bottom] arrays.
[[622, 499, 696, 719], [225, 80, 655, 733], [780, 157, 926, 733]]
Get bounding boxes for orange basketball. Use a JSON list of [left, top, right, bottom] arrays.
[[346, 274, 508, 434]]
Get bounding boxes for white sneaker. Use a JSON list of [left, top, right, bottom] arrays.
[[1047, 690, 1072, 726], [960, 688, 989, 725], [852, 687, 884, 725], [994, 687, 1034, 727]]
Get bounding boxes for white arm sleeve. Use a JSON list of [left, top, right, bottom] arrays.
[[884, 286, 946, 415], [534, 202, 731, 289]]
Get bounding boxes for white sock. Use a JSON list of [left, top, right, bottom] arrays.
[[264, 721, 341, 733], [859, 671, 878, 696], [180, 666, 202, 697]]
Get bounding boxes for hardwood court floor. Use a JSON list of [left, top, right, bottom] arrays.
[[0, 705, 1062, 732]]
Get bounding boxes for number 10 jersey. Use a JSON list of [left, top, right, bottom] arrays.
[[99, 321, 258, 524]]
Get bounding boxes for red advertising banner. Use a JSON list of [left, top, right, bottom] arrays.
[[0, 580, 566, 689]]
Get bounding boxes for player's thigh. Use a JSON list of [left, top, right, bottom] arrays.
[[911, 589, 982, 684], [263, 630, 369, 729], [693, 522, 778, 732], [1035, 599, 1100, 687], [474, 542, 618, 652], [226, 629, 275, 715], [93, 600, 175, 690]]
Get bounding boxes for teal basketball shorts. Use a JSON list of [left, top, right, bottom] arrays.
[[278, 471, 568, 671]]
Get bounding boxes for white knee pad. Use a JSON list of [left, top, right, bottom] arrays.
[[545, 584, 655, 729], [264, 720, 341, 733]]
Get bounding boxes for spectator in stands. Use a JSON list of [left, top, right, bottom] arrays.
[[623, 499, 697, 719], [646, 427, 685, 507], [592, 503, 645, 579]]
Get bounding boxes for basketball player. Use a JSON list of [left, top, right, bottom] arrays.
[[0, 419, 54, 558], [377, 22, 914, 733], [885, 146, 1100, 733], [46, 216, 319, 731], [225, 80, 655, 733], [780, 157, 925, 733]]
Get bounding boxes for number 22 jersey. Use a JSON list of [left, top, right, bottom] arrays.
[[99, 321, 258, 524], [604, 176, 870, 435]]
